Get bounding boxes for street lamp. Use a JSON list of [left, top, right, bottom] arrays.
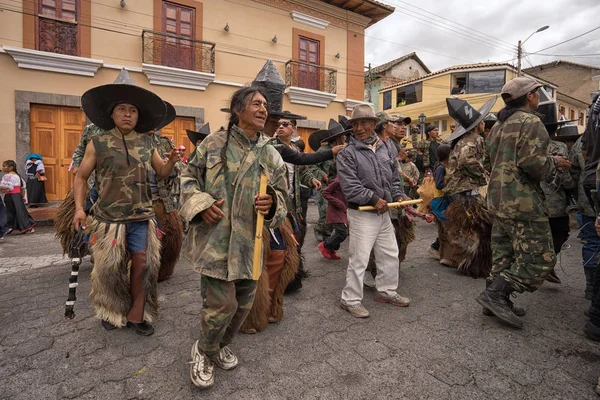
[[517, 25, 549, 75], [419, 113, 426, 140]]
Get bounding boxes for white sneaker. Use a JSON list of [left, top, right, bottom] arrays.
[[213, 345, 238, 370], [340, 302, 370, 318], [189, 340, 214, 389], [374, 292, 410, 307], [363, 273, 376, 288]]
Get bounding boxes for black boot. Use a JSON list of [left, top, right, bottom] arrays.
[[545, 269, 561, 284], [584, 321, 600, 341], [584, 268, 596, 300], [476, 276, 523, 329], [482, 279, 526, 317]]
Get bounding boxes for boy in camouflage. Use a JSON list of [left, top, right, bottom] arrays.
[[476, 77, 571, 329], [73, 71, 180, 336], [180, 86, 288, 389]]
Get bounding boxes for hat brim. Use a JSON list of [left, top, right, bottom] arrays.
[[81, 84, 166, 133], [322, 128, 353, 144], [219, 108, 308, 121], [26, 153, 42, 161], [445, 97, 497, 143], [156, 102, 176, 131], [308, 129, 330, 152], [186, 129, 208, 146], [346, 116, 379, 124], [395, 116, 411, 125]]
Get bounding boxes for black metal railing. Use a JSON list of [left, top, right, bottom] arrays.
[[142, 30, 215, 73], [285, 60, 337, 94]]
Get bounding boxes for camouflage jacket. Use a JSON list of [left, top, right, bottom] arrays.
[[399, 161, 419, 184], [569, 137, 595, 216], [309, 144, 334, 182], [151, 133, 183, 213], [486, 109, 557, 221], [91, 128, 154, 223], [444, 132, 488, 196], [540, 140, 575, 218], [411, 133, 442, 168], [72, 124, 107, 187], [179, 125, 288, 281]]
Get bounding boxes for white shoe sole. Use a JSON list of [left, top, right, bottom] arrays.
[[190, 341, 214, 389]]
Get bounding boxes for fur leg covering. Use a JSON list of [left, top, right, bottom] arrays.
[[240, 228, 272, 333], [394, 216, 416, 264], [86, 218, 161, 327], [153, 200, 183, 282], [270, 221, 300, 322], [55, 187, 89, 256], [445, 197, 493, 278]]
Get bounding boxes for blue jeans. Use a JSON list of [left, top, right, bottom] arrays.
[[84, 185, 98, 213], [126, 221, 148, 253], [581, 215, 600, 269]]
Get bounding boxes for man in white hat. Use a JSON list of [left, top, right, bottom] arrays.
[[336, 104, 410, 318]]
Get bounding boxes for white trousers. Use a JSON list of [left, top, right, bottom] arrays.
[[341, 208, 399, 306]]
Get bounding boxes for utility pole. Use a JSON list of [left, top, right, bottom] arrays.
[[517, 40, 522, 76], [366, 63, 372, 103]]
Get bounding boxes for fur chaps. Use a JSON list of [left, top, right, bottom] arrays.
[[86, 217, 162, 327], [153, 199, 183, 282], [55, 187, 89, 256], [445, 197, 493, 278], [367, 215, 416, 272], [241, 219, 299, 333]]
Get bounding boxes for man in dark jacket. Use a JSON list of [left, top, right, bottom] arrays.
[[337, 104, 410, 319]]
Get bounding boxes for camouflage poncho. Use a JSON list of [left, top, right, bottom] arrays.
[[91, 128, 155, 223], [444, 131, 488, 196], [179, 125, 288, 281]]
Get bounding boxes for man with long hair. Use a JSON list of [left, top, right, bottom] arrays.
[[181, 86, 288, 389]]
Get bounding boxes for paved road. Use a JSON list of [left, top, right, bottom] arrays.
[[0, 206, 598, 399]]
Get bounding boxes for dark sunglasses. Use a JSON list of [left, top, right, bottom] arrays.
[[278, 122, 293, 127]]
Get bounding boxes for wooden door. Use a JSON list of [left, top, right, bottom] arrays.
[[30, 105, 85, 201], [298, 36, 320, 91], [160, 116, 196, 159], [162, 1, 195, 70], [297, 127, 316, 153]]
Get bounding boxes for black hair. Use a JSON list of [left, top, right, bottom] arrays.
[[328, 161, 337, 179], [226, 86, 269, 133], [436, 144, 451, 162], [3, 160, 24, 188], [223, 86, 269, 163], [296, 139, 305, 152], [498, 92, 531, 122], [375, 121, 385, 134]]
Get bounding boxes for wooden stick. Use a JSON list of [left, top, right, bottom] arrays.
[[252, 174, 269, 280], [358, 199, 422, 211]]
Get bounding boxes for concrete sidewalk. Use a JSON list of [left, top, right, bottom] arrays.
[[0, 206, 598, 399]]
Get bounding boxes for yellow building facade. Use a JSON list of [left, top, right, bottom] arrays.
[[378, 63, 557, 140], [0, 0, 392, 200]]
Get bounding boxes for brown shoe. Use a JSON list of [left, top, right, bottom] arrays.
[[545, 270, 561, 284]]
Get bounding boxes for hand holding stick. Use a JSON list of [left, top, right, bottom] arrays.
[[252, 174, 268, 280], [358, 199, 422, 211]]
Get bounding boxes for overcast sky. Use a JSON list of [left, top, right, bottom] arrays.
[[365, 0, 600, 73]]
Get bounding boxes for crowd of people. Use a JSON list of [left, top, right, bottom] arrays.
[[51, 61, 600, 391]]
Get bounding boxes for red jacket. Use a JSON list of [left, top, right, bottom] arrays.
[[322, 177, 348, 225]]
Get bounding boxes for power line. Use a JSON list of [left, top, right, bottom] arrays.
[[381, 0, 516, 54], [388, 0, 515, 48], [529, 25, 600, 54]]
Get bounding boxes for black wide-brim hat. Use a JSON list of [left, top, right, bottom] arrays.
[[308, 118, 352, 151], [81, 84, 167, 133], [446, 97, 497, 142], [156, 101, 176, 131], [546, 120, 580, 141], [186, 123, 211, 146]]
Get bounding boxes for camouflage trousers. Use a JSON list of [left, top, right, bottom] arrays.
[[198, 275, 258, 356], [490, 217, 556, 293], [314, 191, 330, 236]]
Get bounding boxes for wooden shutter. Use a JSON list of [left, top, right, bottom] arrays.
[[162, 1, 195, 70], [298, 36, 320, 91]]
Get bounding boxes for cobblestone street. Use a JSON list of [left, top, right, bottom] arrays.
[[0, 205, 598, 399]]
